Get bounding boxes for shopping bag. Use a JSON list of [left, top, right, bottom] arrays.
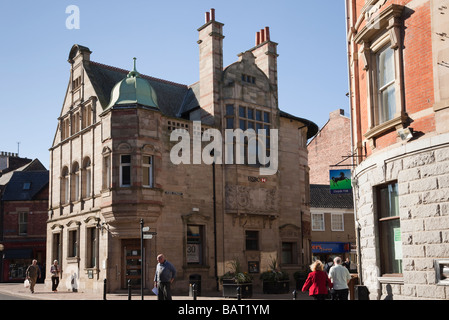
[[24, 279, 30, 288]]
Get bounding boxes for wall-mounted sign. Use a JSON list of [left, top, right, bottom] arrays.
[[329, 169, 352, 194], [311, 242, 351, 253], [248, 176, 267, 183]]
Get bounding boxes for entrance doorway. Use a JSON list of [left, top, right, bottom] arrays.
[[122, 239, 143, 289]]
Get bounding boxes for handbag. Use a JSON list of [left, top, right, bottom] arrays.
[[24, 279, 30, 288]]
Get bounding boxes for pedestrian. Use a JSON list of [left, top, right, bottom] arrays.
[[328, 256, 352, 300], [301, 260, 332, 300], [50, 260, 61, 292], [153, 253, 176, 300], [324, 257, 334, 274], [26, 259, 41, 294], [343, 258, 351, 270]]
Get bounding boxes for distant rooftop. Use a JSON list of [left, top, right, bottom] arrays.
[[310, 184, 353, 209]]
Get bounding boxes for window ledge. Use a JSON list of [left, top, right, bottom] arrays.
[[378, 275, 404, 284], [364, 114, 406, 140]]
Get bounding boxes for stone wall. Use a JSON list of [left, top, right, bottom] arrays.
[[353, 133, 449, 299]]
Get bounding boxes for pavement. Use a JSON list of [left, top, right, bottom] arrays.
[[0, 282, 314, 301]]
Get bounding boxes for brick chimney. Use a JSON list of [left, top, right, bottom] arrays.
[[250, 26, 279, 96], [197, 8, 224, 126]]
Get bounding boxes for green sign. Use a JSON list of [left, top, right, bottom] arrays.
[[329, 169, 352, 194]]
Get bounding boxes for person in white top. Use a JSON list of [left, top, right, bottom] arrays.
[[328, 256, 352, 300]]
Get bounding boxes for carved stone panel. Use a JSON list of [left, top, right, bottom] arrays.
[[225, 184, 278, 213]]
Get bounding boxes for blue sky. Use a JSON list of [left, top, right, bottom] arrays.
[[0, 1, 349, 168]]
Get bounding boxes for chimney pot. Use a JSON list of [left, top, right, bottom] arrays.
[[205, 12, 210, 23], [210, 8, 215, 21], [265, 26, 270, 41], [260, 29, 265, 43], [256, 32, 261, 45]]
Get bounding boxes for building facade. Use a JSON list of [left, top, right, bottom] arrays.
[[307, 109, 356, 272], [346, 0, 449, 299], [308, 109, 352, 184], [46, 9, 318, 294], [0, 158, 48, 282]]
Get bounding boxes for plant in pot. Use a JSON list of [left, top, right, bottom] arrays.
[[293, 266, 310, 290], [260, 256, 290, 294], [220, 258, 253, 298]]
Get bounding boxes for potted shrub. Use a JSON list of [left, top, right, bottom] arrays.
[[293, 267, 310, 290], [220, 258, 253, 298], [260, 256, 290, 294]]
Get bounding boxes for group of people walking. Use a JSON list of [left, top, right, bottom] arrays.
[[25, 259, 60, 294], [23, 254, 176, 300], [302, 256, 352, 300]]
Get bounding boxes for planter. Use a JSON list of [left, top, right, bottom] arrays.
[[222, 282, 253, 298], [262, 280, 290, 294]]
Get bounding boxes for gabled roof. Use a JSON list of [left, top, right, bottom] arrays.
[[1, 171, 49, 201], [310, 184, 353, 209]]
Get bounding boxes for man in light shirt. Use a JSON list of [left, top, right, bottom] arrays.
[[329, 256, 352, 300]]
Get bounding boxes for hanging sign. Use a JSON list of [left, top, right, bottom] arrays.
[[329, 169, 352, 194]]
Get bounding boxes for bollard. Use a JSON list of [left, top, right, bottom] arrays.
[[292, 289, 297, 300], [236, 286, 241, 300], [128, 279, 132, 300], [103, 279, 107, 300], [192, 283, 197, 300]]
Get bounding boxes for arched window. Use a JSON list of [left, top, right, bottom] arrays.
[[71, 162, 80, 201], [82, 157, 92, 198], [61, 166, 69, 204]]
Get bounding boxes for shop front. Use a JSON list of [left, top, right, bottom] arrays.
[[1, 242, 46, 283], [311, 241, 356, 272]]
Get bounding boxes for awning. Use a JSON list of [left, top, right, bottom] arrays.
[[3, 249, 33, 259]]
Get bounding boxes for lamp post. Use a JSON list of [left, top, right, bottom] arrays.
[[140, 218, 144, 300]]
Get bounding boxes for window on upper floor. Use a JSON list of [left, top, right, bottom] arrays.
[[120, 155, 131, 187], [312, 213, 325, 231], [354, 4, 406, 142], [61, 166, 69, 204], [224, 104, 271, 166], [102, 155, 111, 190], [82, 157, 91, 198], [18, 212, 28, 235], [376, 45, 396, 124], [331, 213, 344, 231], [142, 155, 154, 188], [71, 162, 80, 201], [72, 76, 81, 90]]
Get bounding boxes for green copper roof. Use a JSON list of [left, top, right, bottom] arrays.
[[106, 58, 158, 109]]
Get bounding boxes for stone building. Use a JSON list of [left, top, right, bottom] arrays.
[[46, 9, 318, 294], [346, 0, 449, 299]]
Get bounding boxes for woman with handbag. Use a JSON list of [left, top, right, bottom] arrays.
[[50, 260, 61, 292], [302, 260, 333, 300]]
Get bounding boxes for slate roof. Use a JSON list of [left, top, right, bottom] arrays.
[[1, 171, 49, 201], [310, 184, 353, 209], [86, 61, 197, 118], [81, 52, 317, 133]]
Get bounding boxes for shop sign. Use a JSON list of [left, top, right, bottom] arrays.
[[311, 242, 350, 253]]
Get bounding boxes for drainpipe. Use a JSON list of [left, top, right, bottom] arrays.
[[345, 0, 363, 285]]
